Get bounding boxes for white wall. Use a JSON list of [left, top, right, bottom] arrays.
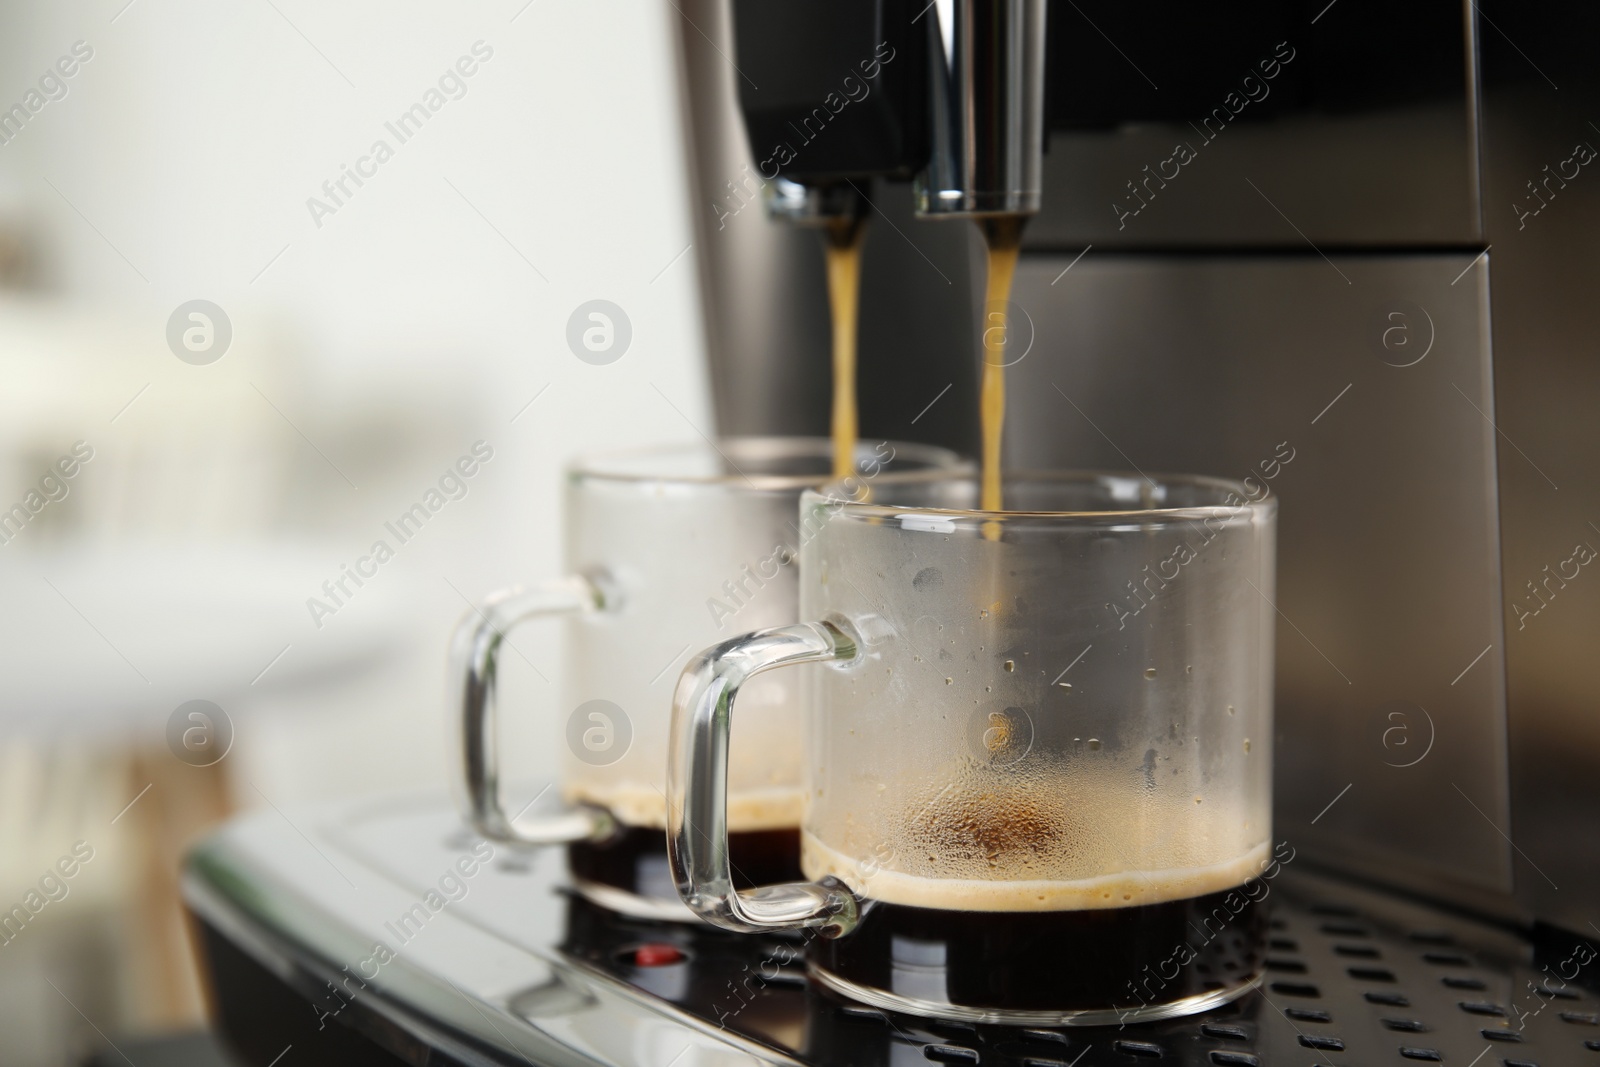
[[0, 0, 713, 799]]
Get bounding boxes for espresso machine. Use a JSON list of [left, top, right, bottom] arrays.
[[185, 2, 1600, 1063]]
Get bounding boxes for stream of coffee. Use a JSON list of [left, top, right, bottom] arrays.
[[978, 216, 1027, 513], [821, 212, 1025, 503], [825, 217, 867, 481]]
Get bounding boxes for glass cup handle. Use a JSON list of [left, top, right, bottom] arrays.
[[668, 620, 861, 936], [453, 575, 618, 847]]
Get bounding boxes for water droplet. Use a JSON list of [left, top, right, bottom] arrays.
[[1003, 659, 1015, 672], [1086, 738, 1102, 751], [1227, 704, 1236, 716], [984, 686, 992, 693], [944, 677, 953, 685], [1194, 795, 1204, 804], [1243, 738, 1251, 753], [1143, 668, 1157, 679], [1057, 681, 1072, 691], [1185, 664, 1192, 674]]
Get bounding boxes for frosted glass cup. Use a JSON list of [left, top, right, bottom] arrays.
[[453, 438, 966, 921], [670, 471, 1279, 1023]]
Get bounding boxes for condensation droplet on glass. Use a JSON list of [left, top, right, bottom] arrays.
[[1243, 738, 1251, 753], [1086, 738, 1102, 751], [1185, 664, 1192, 674], [1003, 659, 1015, 672], [1143, 668, 1157, 679], [1227, 704, 1236, 716], [1057, 681, 1072, 691], [945, 677, 953, 685]]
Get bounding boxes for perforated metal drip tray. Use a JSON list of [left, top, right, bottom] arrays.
[[187, 804, 1600, 1067], [561, 872, 1600, 1067]]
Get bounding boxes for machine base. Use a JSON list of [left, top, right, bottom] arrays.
[[184, 790, 1600, 1066], [808, 964, 1263, 1028]]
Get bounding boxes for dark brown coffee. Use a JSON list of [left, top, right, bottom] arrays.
[[808, 885, 1268, 1016], [570, 826, 803, 904]]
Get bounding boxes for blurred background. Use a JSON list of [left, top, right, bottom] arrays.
[[0, 2, 714, 1061]]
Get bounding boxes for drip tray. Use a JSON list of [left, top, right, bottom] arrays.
[[562, 880, 1598, 1067], [183, 795, 1600, 1066]]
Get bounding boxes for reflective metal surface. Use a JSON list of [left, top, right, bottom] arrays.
[[185, 793, 800, 1067], [672, 0, 833, 440], [915, 0, 1047, 217], [184, 794, 1600, 1066], [671, 0, 1600, 937], [765, 179, 866, 225], [1002, 252, 1512, 907], [1476, 4, 1600, 933]]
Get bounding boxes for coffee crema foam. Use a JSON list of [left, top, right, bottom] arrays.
[[803, 831, 1270, 912], [565, 783, 803, 832], [801, 759, 1270, 911]]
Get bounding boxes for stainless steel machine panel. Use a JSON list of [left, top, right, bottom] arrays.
[[1478, 0, 1600, 932], [1002, 252, 1513, 907], [671, 0, 1600, 934]]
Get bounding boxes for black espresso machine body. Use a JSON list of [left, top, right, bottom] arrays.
[[676, 0, 1600, 939], [185, 4, 1600, 1064]]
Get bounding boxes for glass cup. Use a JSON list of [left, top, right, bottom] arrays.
[[452, 438, 968, 921], [669, 470, 1279, 1023]]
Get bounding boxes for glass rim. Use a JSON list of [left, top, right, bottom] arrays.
[[568, 437, 970, 492], [803, 468, 1280, 522]]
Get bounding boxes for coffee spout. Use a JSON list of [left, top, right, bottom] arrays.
[[915, 0, 1047, 218], [765, 178, 867, 227]]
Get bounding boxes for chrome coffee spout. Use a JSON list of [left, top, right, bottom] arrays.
[[915, 0, 1047, 218], [765, 178, 866, 227]]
